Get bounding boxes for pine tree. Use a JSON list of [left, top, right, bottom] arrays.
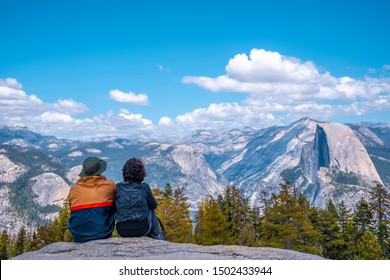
[[26, 231, 43, 252], [194, 202, 205, 244], [219, 186, 255, 246], [14, 227, 27, 257], [250, 206, 262, 245], [0, 230, 10, 260], [164, 183, 173, 198], [369, 182, 390, 256], [327, 199, 339, 220], [56, 199, 73, 242], [338, 200, 351, 231], [339, 220, 359, 259], [168, 187, 193, 243], [355, 229, 385, 260], [353, 198, 374, 235], [154, 185, 193, 243], [260, 181, 321, 255], [314, 208, 344, 259], [196, 195, 228, 245]]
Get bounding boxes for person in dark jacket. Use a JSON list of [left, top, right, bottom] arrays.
[[68, 157, 116, 242], [115, 158, 164, 239]]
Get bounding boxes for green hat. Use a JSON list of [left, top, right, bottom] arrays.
[[79, 157, 107, 177]]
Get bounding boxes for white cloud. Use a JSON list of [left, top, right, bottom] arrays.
[[173, 102, 277, 130], [0, 78, 89, 119], [52, 99, 89, 114], [40, 112, 75, 123], [179, 48, 390, 130], [0, 78, 23, 90], [225, 49, 319, 83], [109, 89, 149, 105], [118, 109, 153, 127], [158, 116, 173, 126], [183, 49, 390, 102], [0, 78, 45, 116]]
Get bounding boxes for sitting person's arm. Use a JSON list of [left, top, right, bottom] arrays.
[[146, 185, 157, 209]]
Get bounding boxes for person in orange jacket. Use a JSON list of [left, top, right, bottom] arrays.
[[68, 157, 116, 242]]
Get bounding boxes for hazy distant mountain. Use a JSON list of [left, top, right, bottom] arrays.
[[0, 118, 389, 234]]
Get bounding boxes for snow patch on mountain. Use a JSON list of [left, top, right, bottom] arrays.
[[30, 173, 70, 207]]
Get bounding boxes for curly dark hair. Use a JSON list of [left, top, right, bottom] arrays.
[[122, 158, 146, 183]]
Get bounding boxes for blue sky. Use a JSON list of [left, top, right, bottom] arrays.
[[0, 0, 389, 139]]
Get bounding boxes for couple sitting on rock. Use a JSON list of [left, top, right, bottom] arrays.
[[67, 157, 165, 243]]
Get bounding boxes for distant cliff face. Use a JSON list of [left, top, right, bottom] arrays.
[[298, 123, 382, 208], [12, 237, 324, 260]]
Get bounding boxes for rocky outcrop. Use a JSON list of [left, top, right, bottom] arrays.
[[13, 237, 324, 260]]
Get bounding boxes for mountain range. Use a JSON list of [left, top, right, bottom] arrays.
[[0, 118, 389, 234]]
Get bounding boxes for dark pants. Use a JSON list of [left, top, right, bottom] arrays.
[[116, 209, 162, 238]]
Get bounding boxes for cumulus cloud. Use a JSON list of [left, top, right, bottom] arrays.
[[118, 109, 153, 127], [180, 49, 390, 130], [52, 99, 89, 115], [0, 78, 45, 116], [0, 77, 157, 138], [109, 89, 149, 105], [171, 102, 277, 131], [158, 116, 173, 126], [0, 78, 23, 90], [183, 49, 390, 102], [0, 78, 90, 118]]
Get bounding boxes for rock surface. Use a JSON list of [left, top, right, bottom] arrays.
[[13, 237, 324, 260]]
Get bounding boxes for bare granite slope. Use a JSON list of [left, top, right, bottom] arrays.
[[13, 237, 324, 260]]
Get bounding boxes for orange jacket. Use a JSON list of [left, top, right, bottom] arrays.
[[68, 176, 116, 211]]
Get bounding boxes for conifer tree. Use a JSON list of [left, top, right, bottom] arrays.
[[314, 208, 344, 259], [26, 231, 42, 252], [369, 182, 390, 256], [338, 200, 351, 231], [154, 185, 193, 243], [327, 199, 339, 220], [0, 230, 10, 260], [219, 186, 254, 245], [250, 206, 262, 244], [14, 227, 27, 257], [196, 195, 228, 245], [194, 202, 205, 244], [260, 181, 321, 255], [56, 199, 73, 242], [355, 229, 385, 260], [339, 220, 359, 259], [168, 187, 193, 243], [353, 198, 374, 235]]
